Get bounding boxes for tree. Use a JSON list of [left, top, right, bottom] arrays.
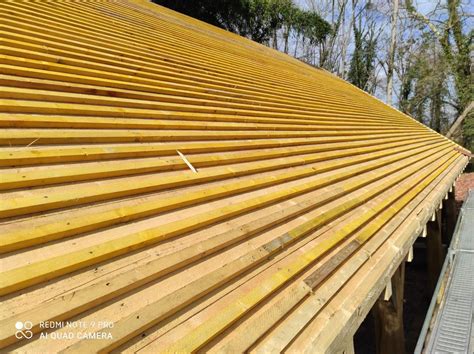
[[155, 0, 331, 48], [152, 0, 247, 34], [306, 0, 354, 77], [348, 13, 378, 92], [405, 0, 473, 146], [386, 0, 399, 105], [396, 32, 450, 132]]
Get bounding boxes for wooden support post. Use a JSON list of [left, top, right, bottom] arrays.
[[372, 261, 405, 354], [442, 189, 458, 245], [338, 339, 355, 354], [426, 209, 444, 292]]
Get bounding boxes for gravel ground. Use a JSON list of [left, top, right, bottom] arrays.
[[455, 172, 474, 204]]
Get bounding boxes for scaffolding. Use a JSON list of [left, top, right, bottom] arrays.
[[417, 190, 474, 353]]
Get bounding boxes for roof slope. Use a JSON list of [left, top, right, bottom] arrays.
[[0, 0, 469, 352]]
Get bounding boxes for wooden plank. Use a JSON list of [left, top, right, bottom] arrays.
[[241, 159, 461, 353], [0, 149, 455, 301], [62, 154, 456, 353], [0, 184, 358, 347], [0, 60, 410, 127], [0, 134, 424, 167], [0, 112, 410, 131], [0, 137, 434, 190], [0, 2, 469, 352], [0, 125, 422, 146], [0, 140, 444, 219], [0, 0, 413, 127], [0, 4, 415, 122], [0, 143, 446, 254], [285, 159, 464, 353], [0, 57, 413, 125], [0, 182, 364, 349], [211, 239, 359, 353], [158, 155, 457, 353], [2, 88, 430, 126], [0, 74, 428, 127]]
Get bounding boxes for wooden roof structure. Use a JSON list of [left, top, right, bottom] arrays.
[[0, 0, 470, 352]]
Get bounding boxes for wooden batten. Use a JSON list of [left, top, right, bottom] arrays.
[[407, 246, 414, 262], [0, 1, 469, 353]]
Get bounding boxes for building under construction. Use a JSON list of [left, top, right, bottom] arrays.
[[0, 0, 471, 353]]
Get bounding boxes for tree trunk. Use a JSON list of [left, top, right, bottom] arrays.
[[293, 32, 299, 57], [386, 0, 399, 106], [340, 0, 356, 79], [283, 26, 289, 54]]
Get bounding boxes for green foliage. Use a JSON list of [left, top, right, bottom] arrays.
[[407, 0, 473, 147], [348, 26, 377, 92], [298, 9, 332, 45], [152, 0, 244, 31], [445, 0, 473, 114], [463, 111, 474, 152], [398, 37, 449, 132], [154, 0, 331, 45]]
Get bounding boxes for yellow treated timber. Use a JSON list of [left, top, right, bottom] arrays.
[[0, 146, 452, 295], [82, 0, 446, 136], [0, 51, 398, 124], [213, 159, 458, 353], [288, 181, 458, 353], [0, 134, 417, 167], [159, 154, 457, 353], [0, 127, 429, 146], [0, 140, 445, 220], [0, 190, 346, 347], [1, 87, 425, 126], [0, 143, 443, 254], [0, 4, 408, 118], [0, 57, 418, 125], [0, 95, 424, 129], [0, 110, 414, 132], [0, 1, 469, 352], [15, 0, 415, 124], [0, 136, 436, 190], [0, 25, 420, 127], [64, 152, 457, 353], [0, 60, 410, 127], [250, 161, 461, 353], [0, 169, 381, 347], [0, 0, 448, 151], [0, 44, 396, 130], [1, 28, 313, 106], [103, 0, 388, 108], [0, 5, 344, 108]]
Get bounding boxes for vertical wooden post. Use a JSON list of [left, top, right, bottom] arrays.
[[426, 209, 444, 292], [338, 339, 355, 354], [442, 189, 458, 245], [372, 261, 405, 354]]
